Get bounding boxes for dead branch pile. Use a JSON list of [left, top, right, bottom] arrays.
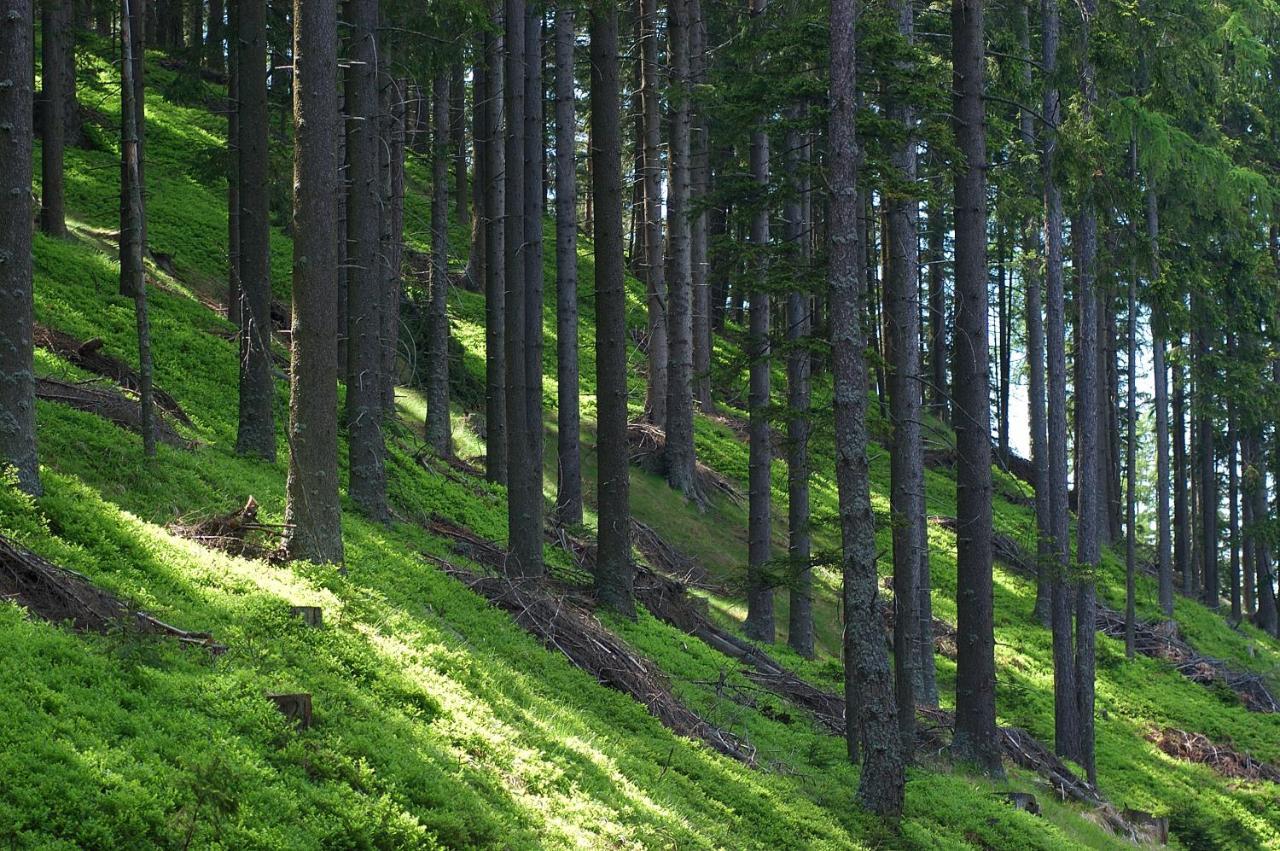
[[36, 377, 194, 449], [428, 555, 756, 764], [932, 514, 1280, 713], [631, 519, 712, 589], [35, 325, 191, 424], [169, 497, 283, 559], [1146, 728, 1280, 783], [626, 422, 742, 503], [426, 516, 510, 571], [0, 534, 224, 653]]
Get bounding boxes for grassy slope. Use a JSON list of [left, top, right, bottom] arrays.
[[2, 37, 1276, 849]]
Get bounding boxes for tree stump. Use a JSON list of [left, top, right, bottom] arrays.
[[999, 792, 1040, 815], [1122, 810, 1169, 845], [266, 692, 312, 729], [289, 605, 323, 628]]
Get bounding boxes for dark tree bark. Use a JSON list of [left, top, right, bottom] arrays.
[[664, 0, 699, 502], [1174, 351, 1190, 594], [996, 223, 1010, 456], [1149, 188, 1174, 617], [743, 0, 774, 644], [1243, 427, 1256, 618], [451, 62, 470, 231], [639, 0, 667, 426], [554, 1, 583, 524], [283, 0, 343, 565], [590, 0, 636, 617], [40, 0, 69, 237], [187, 0, 203, 55], [521, 0, 547, 569], [1228, 407, 1241, 621], [829, 0, 905, 813], [0, 0, 40, 496], [1125, 259, 1137, 659], [235, 0, 276, 460], [343, 0, 387, 517], [689, 0, 712, 412], [483, 22, 507, 485], [1196, 313, 1218, 608], [1249, 431, 1278, 636], [208, 0, 225, 72], [884, 0, 922, 745], [382, 78, 406, 416], [925, 177, 948, 423], [784, 112, 813, 658], [120, 0, 147, 297], [426, 75, 454, 458], [227, 0, 241, 328], [949, 0, 1000, 776], [1072, 0, 1099, 785]]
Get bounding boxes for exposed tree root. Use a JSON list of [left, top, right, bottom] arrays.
[[35, 324, 191, 424], [36, 377, 194, 449], [930, 515, 1280, 713], [169, 497, 285, 560], [1146, 727, 1280, 783], [0, 534, 224, 653], [626, 422, 742, 503]]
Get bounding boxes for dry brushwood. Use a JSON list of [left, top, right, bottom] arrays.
[[626, 422, 742, 503], [1146, 728, 1280, 783], [36, 377, 194, 449], [427, 555, 756, 765], [34, 324, 191, 424], [169, 497, 284, 559], [931, 515, 1280, 714], [0, 534, 224, 653]]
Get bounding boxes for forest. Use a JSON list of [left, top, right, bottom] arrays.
[[1, 0, 1279, 847]]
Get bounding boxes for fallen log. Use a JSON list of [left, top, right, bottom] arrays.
[[36, 377, 194, 449], [1146, 727, 1280, 783]]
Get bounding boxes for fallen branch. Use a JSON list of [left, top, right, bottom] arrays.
[[169, 496, 284, 559], [36, 377, 194, 449]]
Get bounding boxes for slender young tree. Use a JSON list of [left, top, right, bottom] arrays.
[[554, 1, 583, 524], [664, 0, 699, 501], [122, 0, 157, 459], [0, 0, 40, 496], [1125, 256, 1138, 659], [426, 74, 453, 458], [590, 0, 636, 616], [1149, 188, 1174, 618], [120, 0, 147, 298], [283, 0, 344, 565], [483, 22, 507, 485], [235, 0, 276, 460], [829, 0, 904, 813], [949, 0, 1000, 775], [40, 0, 69, 237]]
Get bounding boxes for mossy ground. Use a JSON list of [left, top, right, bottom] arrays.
[[4, 35, 1278, 849]]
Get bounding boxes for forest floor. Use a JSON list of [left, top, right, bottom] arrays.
[[3, 35, 1279, 849]]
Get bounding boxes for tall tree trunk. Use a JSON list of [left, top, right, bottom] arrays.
[[340, 0, 384, 516], [283, 0, 344, 565], [554, 0, 583, 524], [1125, 259, 1137, 659], [0, 0, 40, 496], [744, 0, 774, 644], [426, 75, 454, 458], [996, 223, 1010, 456], [1149, 187, 1174, 618], [522, 0, 547, 570], [639, 0, 667, 426], [590, 0, 636, 617], [187, 0, 203, 56], [382, 78, 406, 416], [207, 0, 224, 72], [784, 111, 812, 658], [452, 62, 470, 230], [235, 0, 276, 460], [1250, 431, 1278, 636], [227, 1, 241, 328], [40, 0, 69, 237], [829, 0, 905, 813], [884, 0, 921, 745], [120, 0, 147, 297], [950, 0, 1000, 776], [1042, 0, 1077, 762], [1243, 429, 1255, 618], [925, 176, 948, 423], [689, 0, 712, 412], [1197, 311, 1217, 608], [664, 0, 699, 501], [484, 21, 507, 485], [1174, 349, 1190, 594], [1228, 405, 1241, 621]]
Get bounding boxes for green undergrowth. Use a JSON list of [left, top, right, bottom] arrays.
[[4, 33, 1278, 849]]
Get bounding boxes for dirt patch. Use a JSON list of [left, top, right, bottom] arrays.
[[36, 377, 195, 449], [627, 421, 742, 503], [0, 534, 224, 653], [35, 325, 191, 424], [1146, 727, 1280, 783], [169, 497, 284, 560]]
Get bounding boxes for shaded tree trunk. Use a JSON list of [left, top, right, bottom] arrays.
[[235, 0, 276, 460], [925, 177, 948, 423], [40, 0, 69, 237], [0, 0, 41, 496], [1197, 312, 1218, 608], [382, 78, 406, 416], [689, 0, 712, 412], [426, 75, 454, 458], [484, 22, 507, 485], [1174, 350, 1190, 594], [829, 0, 905, 812], [1228, 406, 1241, 621], [554, 0, 583, 524], [639, 0, 667, 426], [1125, 260, 1137, 659], [590, 0, 636, 617], [1249, 431, 1278, 636], [1149, 187, 1174, 618], [227, 0, 241, 328], [283, 0, 344, 565], [120, 0, 147, 297]]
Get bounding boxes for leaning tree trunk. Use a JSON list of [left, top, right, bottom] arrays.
[[664, 0, 699, 502], [590, 0, 636, 617], [0, 0, 41, 496], [283, 0, 344, 566], [235, 0, 276, 461], [426, 75, 454, 458], [949, 0, 1000, 777], [483, 21, 507, 485], [829, 0, 905, 813], [554, 1, 583, 524], [40, 0, 69, 237]]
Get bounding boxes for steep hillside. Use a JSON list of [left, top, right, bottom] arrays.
[[4, 35, 1279, 849]]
